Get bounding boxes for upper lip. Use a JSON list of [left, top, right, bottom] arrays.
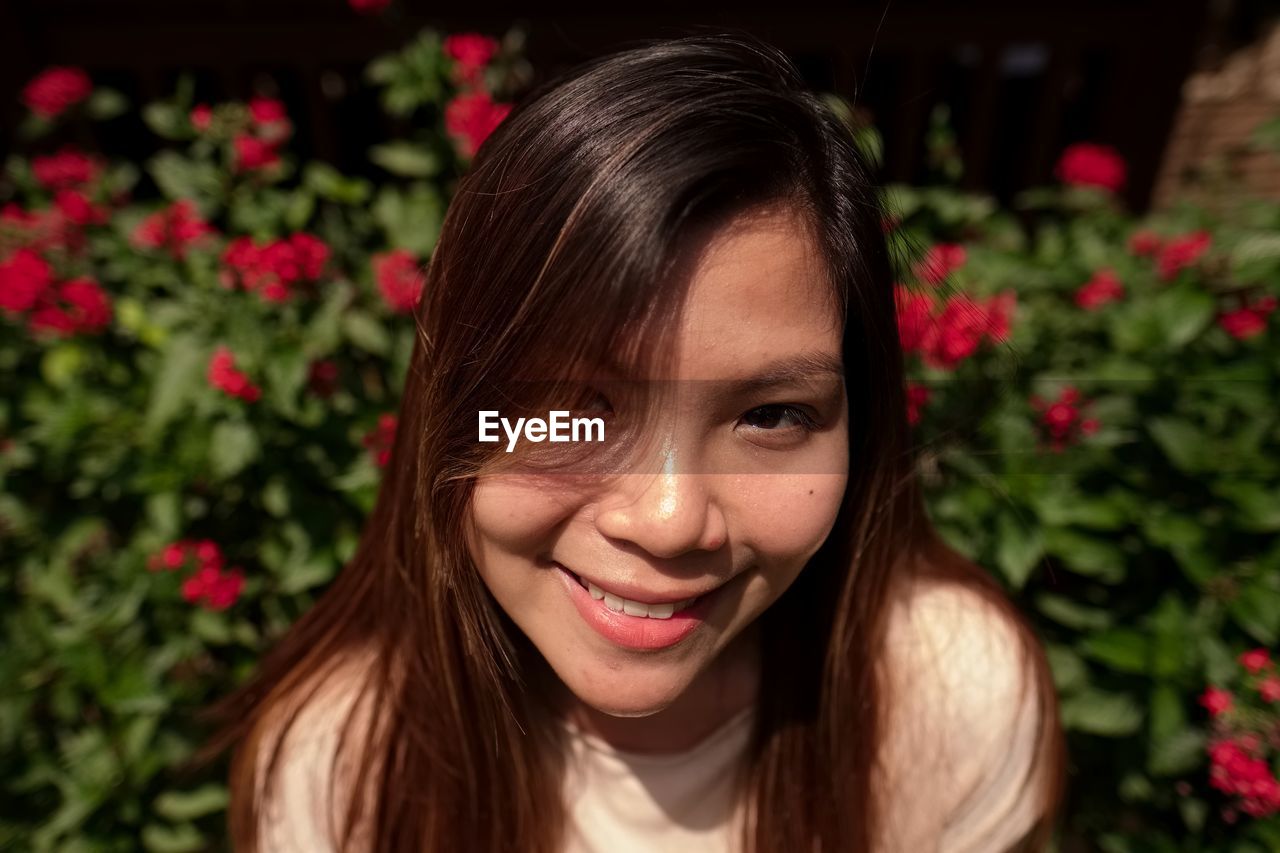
[[554, 562, 719, 605]]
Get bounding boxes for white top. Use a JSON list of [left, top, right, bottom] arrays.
[[559, 705, 756, 853], [255, 582, 1053, 852]]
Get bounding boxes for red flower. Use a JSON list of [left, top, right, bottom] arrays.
[[1207, 736, 1280, 818], [444, 33, 500, 86], [445, 91, 512, 158], [286, 233, 330, 281], [248, 96, 292, 142], [1054, 142, 1127, 193], [1218, 295, 1275, 340], [181, 564, 245, 611], [307, 359, 340, 398], [0, 248, 54, 314], [27, 278, 113, 337], [233, 134, 281, 172], [905, 383, 931, 426], [152, 542, 189, 571], [1156, 230, 1211, 281], [913, 243, 967, 287], [896, 286, 1013, 370], [1075, 268, 1125, 310], [894, 286, 936, 353], [924, 295, 989, 368], [1029, 385, 1098, 452], [32, 147, 102, 189], [372, 249, 424, 313], [1259, 676, 1280, 703], [1199, 686, 1234, 717], [220, 233, 329, 302], [207, 345, 261, 402], [22, 67, 93, 119], [1240, 648, 1272, 674], [190, 104, 213, 132], [1128, 229, 1162, 257], [362, 413, 398, 467], [132, 199, 217, 260], [53, 189, 108, 227], [348, 0, 391, 12]]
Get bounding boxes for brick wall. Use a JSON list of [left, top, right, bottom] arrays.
[[1153, 20, 1280, 207]]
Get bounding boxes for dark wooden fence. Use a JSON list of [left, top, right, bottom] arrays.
[[0, 0, 1208, 211]]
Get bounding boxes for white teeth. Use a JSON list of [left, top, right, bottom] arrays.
[[582, 578, 694, 619], [647, 602, 674, 619]]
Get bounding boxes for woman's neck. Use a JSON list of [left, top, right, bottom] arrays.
[[554, 621, 761, 754]]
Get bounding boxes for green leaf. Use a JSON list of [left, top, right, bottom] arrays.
[[1140, 509, 1214, 585], [370, 141, 442, 177], [1214, 480, 1280, 532], [142, 103, 186, 140], [303, 163, 371, 205], [154, 784, 229, 821], [142, 822, 204, 853], [1148, 728, 1205, 778], [147, 151, 223, 202], [1060, 688, 1143, 736], [190, 609, 231, 645], [1147, 417, 1208, 473], [1081, 629, 1149, 674], [1149, 595, 1192, 679], [209, 421, 260, 480], [1151, 284, 1215, 349], [144, 334, 205, 436], [1045, 644, 1088, 692], [343, 311, 391, 356], [40, 343, 87, 388], [373, 183, 443, 256], [1229, 578, 1280, 645], [284, 189, 316, 230], [994, 511, 1044, 589], [1036, 594, 1113, 631], [1043, 527, 1126, 582], [86, 87, 128, 120]]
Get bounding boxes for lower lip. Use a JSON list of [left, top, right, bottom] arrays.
[[555, 565, 717, 651]]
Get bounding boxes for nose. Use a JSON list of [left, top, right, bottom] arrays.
[[592, 434, 728, 558]]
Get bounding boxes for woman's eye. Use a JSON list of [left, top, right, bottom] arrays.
[[738, 404, 819, 439]]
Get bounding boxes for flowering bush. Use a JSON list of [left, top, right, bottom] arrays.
[[1199, 648, 1280, 822], [1, 29, 1278, 853], [0, 26, 521, 851], [883, 105, 1280, 850]]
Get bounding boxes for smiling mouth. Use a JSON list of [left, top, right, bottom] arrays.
[[558, 566, 702, 620]]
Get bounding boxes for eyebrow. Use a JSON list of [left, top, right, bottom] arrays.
[[724, 351, 845, 395], [590, 350, 845, 393]]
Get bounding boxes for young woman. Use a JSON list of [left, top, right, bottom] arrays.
[[214, 31, 1068, 852]]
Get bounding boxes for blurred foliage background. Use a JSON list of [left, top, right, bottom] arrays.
[[2, 18, 1280, 853]]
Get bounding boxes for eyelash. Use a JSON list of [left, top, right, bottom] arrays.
[[573, 390, 818, 436], [738, 404, 820, 433]]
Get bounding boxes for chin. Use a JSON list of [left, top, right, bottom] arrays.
[[555, 656, 696, 717]]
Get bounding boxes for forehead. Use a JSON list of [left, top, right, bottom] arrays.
[[663, 204, 840, 381]]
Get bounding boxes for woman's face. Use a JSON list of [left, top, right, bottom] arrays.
[[466, 203, 849, 718]]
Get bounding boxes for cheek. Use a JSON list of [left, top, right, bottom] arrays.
[[467, 473, 585, 555], [730, 472, 848, 568]]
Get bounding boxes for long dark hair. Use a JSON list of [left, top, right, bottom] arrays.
[[210, 31, 1067, 852]]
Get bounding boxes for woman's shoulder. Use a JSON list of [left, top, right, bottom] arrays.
[[877, 574, 1060, 851], [247, 650, 380, 852]]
